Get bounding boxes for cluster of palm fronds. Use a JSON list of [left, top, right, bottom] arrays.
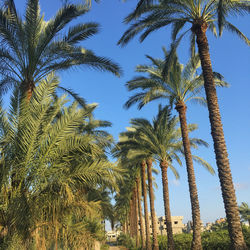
[[0, 74, 121, 249], [0, 0, 123, 248]]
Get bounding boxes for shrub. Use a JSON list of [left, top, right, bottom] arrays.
[[117, 233, 137, 249], [158, 233, 192, 250], [158, 227, 250, 250], [202, 230, 230, 250]]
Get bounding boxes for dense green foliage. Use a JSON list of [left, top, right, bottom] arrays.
[[0, 74, 120, 249], [0, 0, 249, 249], [157, 227, 250, 250], [117, 233, 138, 250], [239, 202, 250, 224]]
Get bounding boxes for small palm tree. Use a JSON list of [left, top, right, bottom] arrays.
[[124, 50, 225, 248], [0, 0, 121, 100], [239, 202, 250, 225], [0, 73, 120, 248], [118, 1, 249, 248]]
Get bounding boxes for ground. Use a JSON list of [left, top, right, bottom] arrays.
[[109, 247, 127, 250]]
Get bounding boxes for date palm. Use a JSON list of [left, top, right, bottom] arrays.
[[117, 105, 213, 250], [114, 134, 159, 250], [239, 202, 250, 225], [113, 139, 154, 250], [0, 73, 120, 247], [124, 50, 226, 249], [118, 0, 249, 248], [0, 0, 121, 100]]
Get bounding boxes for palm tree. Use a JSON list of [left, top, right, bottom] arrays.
[[0, 0, 121, 100], [113, 141, 152, 249], [114, 130, 159, 249], [136, 176, 146, 249], [239, 202, 250, 225], [124, 50, 226, 248], [117, 105, 212, 250], [118, 1, 249, 248], [114, 164, 141, 246], [0, 73, 120, 248]]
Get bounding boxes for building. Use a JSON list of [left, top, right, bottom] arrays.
[[158, 216, 185, 235], [183, 220, 204, 233], [139, 215, 185, 236], [106, 230, 121, 242]]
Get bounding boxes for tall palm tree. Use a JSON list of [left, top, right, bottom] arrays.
[[124, 51, 225, 248], [115, 130, 159, 249], [136, 176, 146, 249], [0, 0, 121, 100], [118, 1, 249, 248], [114, 163, 141, 245], [117, 105, 212, 250], [113, 142, 152, 249]]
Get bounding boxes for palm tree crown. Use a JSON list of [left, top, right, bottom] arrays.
[[125, 49, 228, 110], [118, 0, 250, 48], [0, 0, 121, 98]]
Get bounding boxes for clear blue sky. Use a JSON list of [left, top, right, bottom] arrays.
[[14, 0, 250, 225]]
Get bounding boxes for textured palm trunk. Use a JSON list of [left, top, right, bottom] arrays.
[[129, 199, 133, 237], [131, 196, 137, 238], [175, 101, 202, 250], [133, 186, 140, 247], [192, 21, 247, 249], [124, 221, 127, 234], [136, 177, 146, 249], [146, 158, 159, 250], [141, 160, 152, 250], [126, 216, 129, 234], [23, 80, 35, 101], [160, 160, 175, 250]]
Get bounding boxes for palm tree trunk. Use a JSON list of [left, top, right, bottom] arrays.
[[126, 216, 129, 234], [133, 186, 140, 247], [124, 221, 127, 234], [160, 160, 175, 250], [23, 80, 35, 101], [141, 160, 152, 250], [136, 177, 146, 249], [129, 199, 133, 237], [176, 101, 202, 250], [192, 22, 247, 249], [146, 158, 159, 250]]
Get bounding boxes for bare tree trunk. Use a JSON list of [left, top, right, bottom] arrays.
[[141, 160, 152, 250], [160, 160, 174, 250], [192, 21, 247, 250], [176, 101, 202, 250], [147, 158, 159, 250], [124, 221, 127, 234], [137, 177, 146, 249], [129, 199, 133, 237], [133, 186, 140, 247], [126, 216, 129, 235]]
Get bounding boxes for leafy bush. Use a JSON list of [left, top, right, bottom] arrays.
[[202, 230, 230, 249], [158, 227, 250, 250], [242, 225, 250, 249], [158, 233, 192, 250], [117, 233, 138, 249]]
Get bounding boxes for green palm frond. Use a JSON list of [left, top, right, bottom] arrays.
[[0, 1, 121, 98], [0, 73, 118, 245], [119, 0, 250, 50], [192, 155, 215, 175]]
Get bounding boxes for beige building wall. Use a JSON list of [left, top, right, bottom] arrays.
[[139, 215, 184, 236]]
